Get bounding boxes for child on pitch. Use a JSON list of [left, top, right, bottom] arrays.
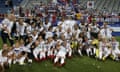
[[54, 41, 67, 66]]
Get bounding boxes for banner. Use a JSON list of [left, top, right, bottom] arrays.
[[57, 0, 67, 5], [106, 23, 120, 36]]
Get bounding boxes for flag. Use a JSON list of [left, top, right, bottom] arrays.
[[73, 0, 77, 4], [52, 0, 58, 4], [57, 0, 67, 5], [87, 1, 94, 9]]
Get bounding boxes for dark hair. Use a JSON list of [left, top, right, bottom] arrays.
[[21, 51, 26, 55]]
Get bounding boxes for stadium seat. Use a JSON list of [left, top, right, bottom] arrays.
[[0, 0, 23, 14]]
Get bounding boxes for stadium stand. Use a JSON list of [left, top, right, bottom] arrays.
[[0, 0, 120, 14], [0, 0, 23, 14], [0, 0, 120, 36]]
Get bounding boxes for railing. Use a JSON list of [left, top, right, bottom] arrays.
[[95, 16, 120, 23], [20, 0, 29, 8], [30, 0, 49, 5]]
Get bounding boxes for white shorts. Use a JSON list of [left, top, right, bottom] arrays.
[[113, 49, 120, 54], [56, 51, 66, 58]]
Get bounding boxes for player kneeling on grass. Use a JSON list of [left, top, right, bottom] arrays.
[[111, 37, 120, 61], [54, 41, 67, 66], [98, 38, 111, 61]]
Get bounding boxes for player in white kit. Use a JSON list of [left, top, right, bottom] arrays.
[[99, 38, 111, 61], [54, 41, 67, 66], [111, 37, 120, 61]]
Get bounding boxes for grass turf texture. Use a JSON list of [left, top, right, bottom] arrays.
[[0, 37, 120, 72]]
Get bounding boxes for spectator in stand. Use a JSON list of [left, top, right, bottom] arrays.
[[19, 6, 23, 17], [5, 0, 9, 7]]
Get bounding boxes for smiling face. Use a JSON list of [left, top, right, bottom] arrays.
[[19, 18, 24, 25], [103, 22, 108, 29], [48, 37, 53, 43], [111, 37, 116, 42], [35, 40, 40, 47], [3, 44, 8, 50], [60, 34, 65, 41], [38, 35, 43, 42], [102, 38, 107, 43], [56, 41, 61, 50], [74, 24, 78, 30], [63, 41, 67, 47], [28, 36, 33, 42], [20, 39, 24, 45], [67, 28, 71, 33], [15, 42, 20, 48], [8, 14, 16, 21]]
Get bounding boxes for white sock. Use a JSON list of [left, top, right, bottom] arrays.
[[54, 57, 58, 63], [78, 49, 82, 56], [60, 58, 65, 64], [8, 59, 12, 67], [28, 59, 32, 63]]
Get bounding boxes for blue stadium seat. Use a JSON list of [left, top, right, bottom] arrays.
[[12, 0, 23, 6], [0, 0, 23, 14]]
